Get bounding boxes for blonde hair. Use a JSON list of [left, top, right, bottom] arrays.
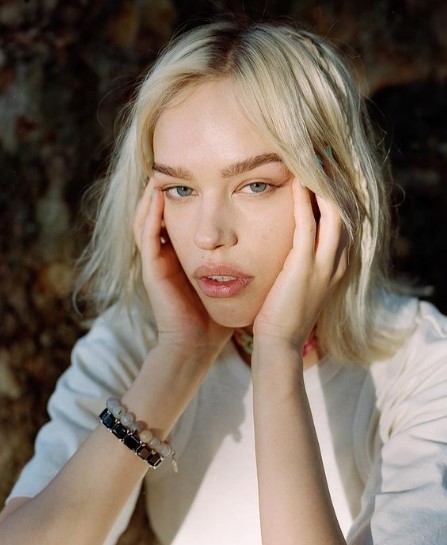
[[76, 21, 406, 365]]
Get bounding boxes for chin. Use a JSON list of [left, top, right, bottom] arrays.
[[205, 303, 256, 329]]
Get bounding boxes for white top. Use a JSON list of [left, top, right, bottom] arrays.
[[7, 297, 447, 545]]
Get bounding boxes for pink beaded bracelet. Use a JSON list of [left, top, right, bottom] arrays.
[[99, 397, 177, 472]]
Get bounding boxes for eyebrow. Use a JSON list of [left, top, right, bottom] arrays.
[[152, 153, 282, 181]]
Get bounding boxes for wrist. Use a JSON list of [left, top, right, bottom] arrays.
[[251, 335, 304, 382], [252, 334, 303, 358], [123, 344, 216, 437], [156, 325, 233, 366], [153, 338, 219, 368]]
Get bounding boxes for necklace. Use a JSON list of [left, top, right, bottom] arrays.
[[232, 327, 318, 357]]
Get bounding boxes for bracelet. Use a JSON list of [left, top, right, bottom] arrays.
[[99, 397, 177, 472]]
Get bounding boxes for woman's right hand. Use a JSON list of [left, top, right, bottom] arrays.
[[133, 181, 232, 361]]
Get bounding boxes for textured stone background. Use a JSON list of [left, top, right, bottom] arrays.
[[0, 1, 446, 543]]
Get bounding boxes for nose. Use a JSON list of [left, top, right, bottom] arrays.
[[193, 197, 238, 250]]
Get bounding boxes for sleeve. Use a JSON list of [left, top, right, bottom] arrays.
[[6, 304, 157, 545], [347, 302, 447, 545]]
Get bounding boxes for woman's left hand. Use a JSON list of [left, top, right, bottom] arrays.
[[252, 179, 349, 354]]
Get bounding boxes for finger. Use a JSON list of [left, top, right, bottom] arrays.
[[292, 180, 317, 261], [314, 193, 349, 279], [141, 188, 165, 264], [133, 180, 155, 251]]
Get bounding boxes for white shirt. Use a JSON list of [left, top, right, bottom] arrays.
[[7, 297, 447, 544]]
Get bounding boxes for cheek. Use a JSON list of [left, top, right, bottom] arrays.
[[260, 229, 293, 275], [163, 206, 190, 258], [248, 204, 294, 283], [263, 200, 295, 255]]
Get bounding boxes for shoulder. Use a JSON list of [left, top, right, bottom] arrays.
[[369, 296, 447, 435], [372, 295, 447, 377], [74, 300, 157, 370], [52, 300, 158, 410], [347, 298, 447, 543], [85, 298, 158, 346]]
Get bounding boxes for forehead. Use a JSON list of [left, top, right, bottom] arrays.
[[153, 79, 275, 168]]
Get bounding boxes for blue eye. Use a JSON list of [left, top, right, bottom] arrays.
[[247, 182, 268, 193], [166, 186, 193, 198]]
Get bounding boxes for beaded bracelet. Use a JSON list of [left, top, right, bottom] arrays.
[[99, 397, 177, 472]]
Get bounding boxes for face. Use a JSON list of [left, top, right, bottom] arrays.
[[152, 79, 295, 328]]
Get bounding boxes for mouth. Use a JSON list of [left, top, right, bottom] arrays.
[[193, 265, 253, 298], [207, 275, 237, 282]]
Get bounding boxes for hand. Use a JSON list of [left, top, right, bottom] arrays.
[[133, 181, 232, 359], [253, 179, 349, 353]]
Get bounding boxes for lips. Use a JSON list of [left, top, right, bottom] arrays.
[[193, 264, 253, 298]]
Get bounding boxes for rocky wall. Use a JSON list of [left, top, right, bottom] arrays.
[[0, 1, 446, 543]]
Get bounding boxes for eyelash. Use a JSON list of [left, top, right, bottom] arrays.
[[163, 181, 275, 200], [241, 181, 269, 194], [164, 186, 194, 199]]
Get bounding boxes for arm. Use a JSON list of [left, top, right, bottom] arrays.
[[252, 342, 345, 545], [0, 185, 231, 545], [0, 345, 213, 545], [252, 181, 347, 545]]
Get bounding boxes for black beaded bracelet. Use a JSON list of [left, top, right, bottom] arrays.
[[99, 408, 165, 469]]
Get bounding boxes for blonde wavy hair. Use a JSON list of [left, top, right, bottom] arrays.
[[76, 20, 406, 365]]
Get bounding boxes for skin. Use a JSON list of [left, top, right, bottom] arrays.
[[136, 79, 348, 543], [0, 78, 348, 545], [151, 80, 296, 330]]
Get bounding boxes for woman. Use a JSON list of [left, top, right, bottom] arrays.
[[1, 21, 446, 545]]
